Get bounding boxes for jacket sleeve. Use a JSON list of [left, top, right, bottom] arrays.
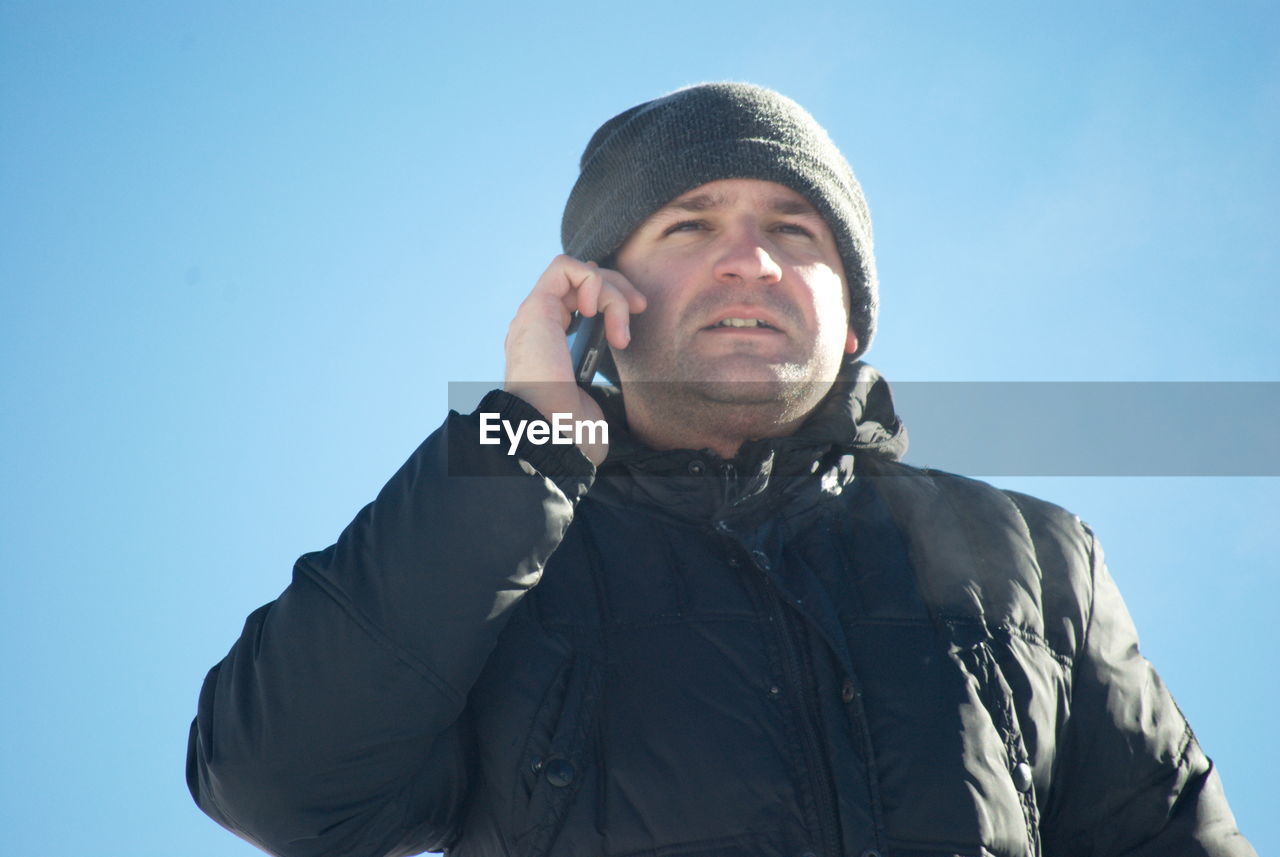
[[1043, 529, 1256, 857], [186, 390, 594, 857]]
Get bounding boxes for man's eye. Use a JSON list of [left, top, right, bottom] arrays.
[[775, 223, 814, 237], [664, 220, 707, 235]]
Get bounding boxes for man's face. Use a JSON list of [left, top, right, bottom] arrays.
[[612, 178, 856, 428]]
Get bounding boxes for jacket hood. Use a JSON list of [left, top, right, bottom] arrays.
[[586, 359, 908, 524]]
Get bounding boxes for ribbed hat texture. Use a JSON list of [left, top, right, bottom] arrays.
[[561, 82, 878, 358]]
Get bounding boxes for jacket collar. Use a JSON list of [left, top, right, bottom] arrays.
[[585, 359, 908, 524]]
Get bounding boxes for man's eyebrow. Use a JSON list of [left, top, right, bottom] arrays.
[[769, 197, 819, 216], [664, 193, 724, 213], [658, 193, 821, 216]]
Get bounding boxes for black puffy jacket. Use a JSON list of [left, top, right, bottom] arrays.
[[188, 364, 1254, 857]]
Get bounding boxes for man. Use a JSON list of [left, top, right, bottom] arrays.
[[188, 83, 1254, 857]]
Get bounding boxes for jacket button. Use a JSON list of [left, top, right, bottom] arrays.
[[861, 850, 883, 857], [841, 679, 857, 703], [750, 550, 770, 571], [545, 757, 575, 788], [687, 459, 706, 475], [1012, 761, 1033, 793]]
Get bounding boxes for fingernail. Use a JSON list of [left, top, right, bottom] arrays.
[[624, 323, 631, 344]]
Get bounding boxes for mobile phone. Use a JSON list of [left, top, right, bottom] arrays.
[[569, 313, 606, 386]]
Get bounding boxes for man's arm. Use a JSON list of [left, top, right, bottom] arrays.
[[186, 256, 643, 856], [1042, 530, 1256, 857], [186, 393, 593, 857]]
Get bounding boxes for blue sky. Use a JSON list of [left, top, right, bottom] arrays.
[[1, 2, 1275, 855]]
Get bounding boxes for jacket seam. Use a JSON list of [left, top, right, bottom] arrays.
[[843, 615, 1073, 669], [1172, 720, 1195, 770], [540, 613, 760, 632], [1079, 526, 1101, 665], [607, 830, 781, 857], [295, 556, 465, 708], [992, 621, 1074, 671]]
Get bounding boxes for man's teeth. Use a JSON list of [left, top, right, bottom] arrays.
[[714, 318, 771, 328]]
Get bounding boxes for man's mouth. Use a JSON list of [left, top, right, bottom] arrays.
[[706, 318, 779, 330]]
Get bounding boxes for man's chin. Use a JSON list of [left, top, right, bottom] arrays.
[[687, 378, 793, 406], [616, 355, 840, 415], [637, 373, 833, 412], [686, 360, 834, 403], [617, 377, 787, 405]]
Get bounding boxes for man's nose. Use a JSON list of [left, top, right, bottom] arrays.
[[712, 228, 783, 284]]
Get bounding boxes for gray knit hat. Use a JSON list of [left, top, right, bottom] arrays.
[[561, 82, 877, 360]]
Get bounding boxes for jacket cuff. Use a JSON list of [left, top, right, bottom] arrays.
[[472, 389, 596, 502]]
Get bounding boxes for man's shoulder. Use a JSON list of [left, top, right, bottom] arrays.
[[854, 457, 1097, 654], [857, 457, 1092, 551]]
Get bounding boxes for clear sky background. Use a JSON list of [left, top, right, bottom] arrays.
[[1, 2, 1276, 855]]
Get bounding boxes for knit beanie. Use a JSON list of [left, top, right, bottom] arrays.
[[561, 82, 878, 364]]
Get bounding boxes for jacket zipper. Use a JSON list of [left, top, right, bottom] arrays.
[[717, 461, 841, 856], [720, 462, 738, 508], [759, 572, 843, 857]]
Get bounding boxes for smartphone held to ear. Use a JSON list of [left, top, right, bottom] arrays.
[[569, 313, 606, 386]]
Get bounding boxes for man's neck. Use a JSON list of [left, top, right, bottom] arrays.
[[621, 396, 810, 460]]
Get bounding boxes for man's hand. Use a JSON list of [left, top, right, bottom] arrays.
[[504, 255, 646, 466]]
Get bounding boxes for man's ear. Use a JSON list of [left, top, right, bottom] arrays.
[[844, 327, 859, 355]]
